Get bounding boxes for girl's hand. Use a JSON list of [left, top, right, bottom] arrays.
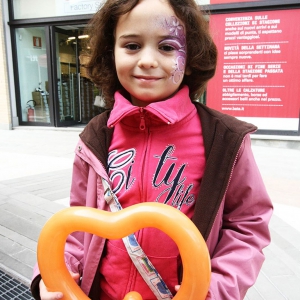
[[39, 271, 80, 299], [175, 285, 180, 292]]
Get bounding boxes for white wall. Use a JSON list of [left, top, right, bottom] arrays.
[[13, 0, 103, 19], [196, 0, 211, 4]]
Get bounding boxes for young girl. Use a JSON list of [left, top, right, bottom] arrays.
[[31, 0, 273, 299]]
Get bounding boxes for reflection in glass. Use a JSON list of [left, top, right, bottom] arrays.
[[15, 27, 50, 123], [55, 27, 102, 125]]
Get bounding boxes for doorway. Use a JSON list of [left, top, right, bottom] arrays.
[[13, 24, 102, 127], [53, 25, 101, 127]]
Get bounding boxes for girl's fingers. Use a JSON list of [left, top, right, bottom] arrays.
[[39, 279, 63, 300], [70, 271, 80, 280], [39, 271, 79, 299]]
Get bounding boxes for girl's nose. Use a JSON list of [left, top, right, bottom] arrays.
[[137, 48, 159, 69]]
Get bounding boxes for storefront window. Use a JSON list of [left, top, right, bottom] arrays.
[[15, 27, 50, 123], [12, 0, 103, 19]]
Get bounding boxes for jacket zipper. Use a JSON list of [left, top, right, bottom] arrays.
[[139, 108, 150, 200], [139, 108, 146, 130], [129, 108, 150, 293]]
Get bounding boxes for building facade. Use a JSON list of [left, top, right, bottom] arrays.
[[0, 0, 12, 130], [1, 0, 300, 135]]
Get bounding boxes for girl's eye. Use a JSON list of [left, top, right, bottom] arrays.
[[125, 43, 140, 50], [160, 45, 175, 52]]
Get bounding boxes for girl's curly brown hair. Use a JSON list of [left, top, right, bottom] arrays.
[[84, 0, 217, 108]]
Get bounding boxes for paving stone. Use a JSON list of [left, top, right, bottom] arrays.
[[271, 230, 300, 264], [0, 236, 26, 256], [0, 226, 37, 251], [39, 188, 71, 201], [8, 193, 67, 214], [1, 170, 67, 186], [9, 193, 49, 207], [8, 199, 52, 219], [12, 249, 36, 269], [15, 178, 71, 194], [262, 245, 295, 277], [0, 252, 33, 282], [269, 213, 288, 230], [266, 232, 300, 279], [245, 286, 265, 300], [35, 200, 67, 214], [0, 197, 8, 205], [33, 208, 54, 219], [0, 203, 47, 227], [0, 209, 42, 241], [272, 224, 300, 250], [0, 186, 19, 196], [249, 270, 290, 300], [0, 237, 36, 268], [268, 275, 300, 300], [0, 194, 9, 201]]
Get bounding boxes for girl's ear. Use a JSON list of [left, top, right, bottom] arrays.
[[185, 66, 192, 75]]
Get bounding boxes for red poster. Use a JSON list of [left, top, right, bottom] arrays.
[[207, 9, 300, 119]]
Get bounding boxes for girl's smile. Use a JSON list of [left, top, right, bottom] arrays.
[[114, 0, 188, 107], [134, 76, 162, 84]]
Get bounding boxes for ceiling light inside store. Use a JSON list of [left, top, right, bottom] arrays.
[[78, 35, 89, 39], [67, 37, 76, 40]]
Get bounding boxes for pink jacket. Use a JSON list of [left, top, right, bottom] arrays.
[[99, 87, 205, 299], [31, 88, 273, 300]]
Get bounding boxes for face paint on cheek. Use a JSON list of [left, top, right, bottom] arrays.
[[164, 16, 187, 84], [171, 55, 186, 84]]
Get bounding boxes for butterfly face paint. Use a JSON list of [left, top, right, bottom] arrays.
[[163, 16, 187, 84]]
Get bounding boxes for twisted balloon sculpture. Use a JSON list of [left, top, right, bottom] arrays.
[[37, 203, 211, 300]]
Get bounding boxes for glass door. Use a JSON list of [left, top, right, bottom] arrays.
[[53, 25, 101, 126], [15, 27, 51, 124], [54, 26, 80, 125]]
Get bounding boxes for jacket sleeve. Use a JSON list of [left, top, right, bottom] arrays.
[[64, 152, 90, 274], [207, 134, 273, 299], [30, 152, 88, 299]]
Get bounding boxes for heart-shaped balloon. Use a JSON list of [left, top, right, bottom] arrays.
[[37, 203, 210, 299]]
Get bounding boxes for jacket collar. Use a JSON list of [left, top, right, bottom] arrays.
[[107, 85, 195, 128]]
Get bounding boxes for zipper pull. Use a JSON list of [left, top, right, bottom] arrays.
[[139, 108, 146, 130]]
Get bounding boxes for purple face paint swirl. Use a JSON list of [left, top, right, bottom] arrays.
[[164, 16, 187, 83]]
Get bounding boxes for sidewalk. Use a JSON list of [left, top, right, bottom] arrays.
[[0, 128, 300, 299]]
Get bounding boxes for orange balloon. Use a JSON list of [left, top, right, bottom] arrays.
[[123, 291, 143, 300], [37, 203, 210, 300]]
